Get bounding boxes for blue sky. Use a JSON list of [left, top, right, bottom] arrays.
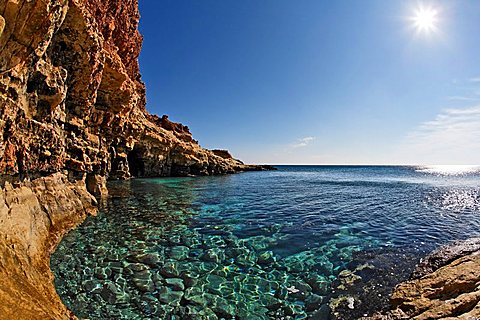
[[138, 0, 480, 164]]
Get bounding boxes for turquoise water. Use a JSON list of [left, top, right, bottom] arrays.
[[51, 165, 480, 319]]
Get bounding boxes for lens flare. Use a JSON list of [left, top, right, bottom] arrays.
[[410, 5, 439, 35]]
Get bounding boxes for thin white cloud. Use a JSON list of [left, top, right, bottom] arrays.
[[291, 136, 315, 148], [470, 77, 480, 83], [396, 106, 480, 164]]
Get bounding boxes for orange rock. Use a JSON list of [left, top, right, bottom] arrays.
[[370, 240, 480, 320], [0, 173, 97, 319], [0, 0, 271, 318]]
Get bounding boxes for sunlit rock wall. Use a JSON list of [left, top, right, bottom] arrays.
[[0, 0, 266, 318], [0, 0, 254, 197]]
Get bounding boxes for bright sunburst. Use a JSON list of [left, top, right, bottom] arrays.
[[410, 5, 439, 34]]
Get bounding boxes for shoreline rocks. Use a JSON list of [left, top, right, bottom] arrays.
[[0, 0, 272, 318], [0, 173, 97, 319], [370, 238, 480, 319], [410, 237, 480, 279]]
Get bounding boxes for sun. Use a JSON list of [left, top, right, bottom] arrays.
[[410, 5, 439, 34]]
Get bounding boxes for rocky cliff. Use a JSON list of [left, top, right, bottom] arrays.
[[0, 0, 264, 194], [0, 0, 268, 318]]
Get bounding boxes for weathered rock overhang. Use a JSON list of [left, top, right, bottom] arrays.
[[0, 0, 270, 318]]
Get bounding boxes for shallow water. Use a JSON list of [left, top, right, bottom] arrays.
[[51, 165, 480, 319]]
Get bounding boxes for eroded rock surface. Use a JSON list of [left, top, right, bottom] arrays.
[[0, 0, 263, 191], [0, 173, 97, 319], [411, 237, 480, 279], [0, 0, 268, 318], [370, 239, 480, 320]]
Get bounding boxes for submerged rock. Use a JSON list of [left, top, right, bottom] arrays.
[[0, 0, 270, 316], [100, 281, 122, 304], [306, 273, 330, 295], [293, 280, 313, 294], [157, 287, 184, 306], [184, 287, 207, 306], [310, 304, 331, 319], [159, 261, 180, 278], [108, 261, 125, 274], [132, 270, 155, 292], [132, 278, 155, 293], [135, 253, 162, 267], [257, 251, 276, 265], [204, 274, 227, 295], [259, 295, 282, 310], [213, 297, 236, 317], [169, 246, 190, 261], [305, 293, 324, 312], [84, 280, 102, 293], [126, 263, 149, 273], [133, 269, 153, 280], [202, 248, 225, 264], [165, 278, 185, 291]]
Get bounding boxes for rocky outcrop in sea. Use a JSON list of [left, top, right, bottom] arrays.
[[0, 0, 268, 318]]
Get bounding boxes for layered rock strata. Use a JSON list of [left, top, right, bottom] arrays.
[[0, 0, 268, 318], [372, 239, 480, 319], [0, 0, 264, 193]]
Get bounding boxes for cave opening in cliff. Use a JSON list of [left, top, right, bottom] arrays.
[[127, 147, 145, 178]]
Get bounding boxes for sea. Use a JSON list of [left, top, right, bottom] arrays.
[[51, 165, 480, 319]]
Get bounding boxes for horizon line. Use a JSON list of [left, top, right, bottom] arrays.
[[251, 163, 480, 166]]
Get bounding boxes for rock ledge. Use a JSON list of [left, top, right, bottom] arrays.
[[371, 239, 480, 319], [0, 0, 271, 318]]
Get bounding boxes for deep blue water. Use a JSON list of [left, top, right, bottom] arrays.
[[52, 165, 480, 319]]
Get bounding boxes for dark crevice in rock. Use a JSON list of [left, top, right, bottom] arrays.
[[0, 0, 272, 318], [449, 296, 480, 318], [127, 146, 145, 178], [26, 71, 54, 95]]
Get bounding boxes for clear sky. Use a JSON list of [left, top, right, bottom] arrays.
[[138, 0, 480, 165]]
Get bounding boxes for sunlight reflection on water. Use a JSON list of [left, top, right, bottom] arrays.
[[440, 189, 480, 212], [52, 166, 480, 319], [416, 165, 480, 176]]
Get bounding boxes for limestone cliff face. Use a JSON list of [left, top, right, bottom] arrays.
[[0, 0, 267, 318], [0, 0, 260, 197]]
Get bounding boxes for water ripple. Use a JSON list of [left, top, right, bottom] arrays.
[[51, 166, 480, 319]]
